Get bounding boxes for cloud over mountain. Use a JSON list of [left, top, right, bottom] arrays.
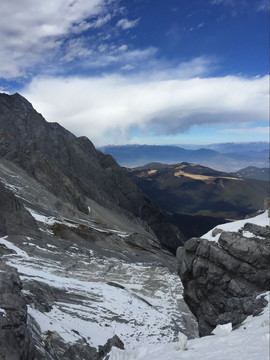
[[23, 73, 269, 146]]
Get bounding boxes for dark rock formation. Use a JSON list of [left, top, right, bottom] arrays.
[[177, 223, 270, 336], [0, 261, 35, 360], [29, 319, 124, 360], [33, 332, 124, 360], [0, 181, 39, 237], [0, 182, 38, 359], [99, 335, 125, 359], [0, 92, 185, 251]]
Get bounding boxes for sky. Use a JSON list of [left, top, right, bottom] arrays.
[[0, 0, 269, 147]]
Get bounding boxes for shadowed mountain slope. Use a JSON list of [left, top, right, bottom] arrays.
[[127, 162, 269, 220], [230, 166, 269, 182], [0, 92, 184, 251]]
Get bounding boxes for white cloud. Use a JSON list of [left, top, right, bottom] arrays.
[[220, 127, 269, 134], [61, 38, 93, 63], [210, 0, 247, 8], [118, 45, 128, 51], [22, 73, 269, 146], [116, 18, 140, 30], [65, 45, 157, 69], [121, 64, 135, 71], [0, 0, 117, 79], [256, 0, 270, 11], [175, 57, 215, 78], [210, 0, 235, 5]]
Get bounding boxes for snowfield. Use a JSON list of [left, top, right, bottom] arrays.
[[107, 210, 270, 359], [0, 212, 197, 350], [109, 292, 270, 360], [202, 210, 269, 242]]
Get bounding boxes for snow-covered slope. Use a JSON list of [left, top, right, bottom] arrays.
[[108, 292, 269, 360], [109, 210, 270, 358], [0, 154, 198, 358], [202, 211, 269, 242], [0, 206, 198, 350]]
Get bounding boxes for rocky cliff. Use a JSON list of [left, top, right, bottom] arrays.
[[0, 259, 35, 360], [177, 212, 270, 336], [0, 92, 184, 252]]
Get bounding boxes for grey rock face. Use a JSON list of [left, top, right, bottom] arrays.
[[0, 181, 39, 237], [32, 331, 124, 360], [177, 225, 270, 336], [28, 312, 124, 360], [0, 92, 185, 251], [0, 261, 35, 360]]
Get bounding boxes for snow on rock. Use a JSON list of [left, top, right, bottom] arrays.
[[0, 229, 198, 350], [202, 211, 269, 242], [177, 331, 188, 350], [109, 292, 270, 360], [211, 323, 232, 336], [0, 236, 29, 258], [26, 206, 131, 238]]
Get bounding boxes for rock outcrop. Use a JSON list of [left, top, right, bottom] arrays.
[[0, 260, 35, 360], [177, 221, 270, 336], [0, 181, 39, 237]]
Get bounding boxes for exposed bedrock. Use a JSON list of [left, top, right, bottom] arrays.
[[0, 181, 39, 237], [0, 260, 35, 360], [177, 224, 270, 336]]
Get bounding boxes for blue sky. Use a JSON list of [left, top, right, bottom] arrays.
[[0, 0, 269, 146]]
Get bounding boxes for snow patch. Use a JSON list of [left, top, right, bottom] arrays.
[[0, 237, 29, 258], [211, 323, 232, 336], [2, 235, 193, 349], [0, 308, 6, 316], [202, 211, 269, 242], [109, 292, 270, 360]]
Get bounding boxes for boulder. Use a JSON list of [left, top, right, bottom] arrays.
[[177, 225, 270, 336]]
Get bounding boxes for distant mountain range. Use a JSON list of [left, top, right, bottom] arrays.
[[186, 142, 269, 153], [126, 162, 269, 220], [99, 143, 269, 172], [230, 166, 269, 182]]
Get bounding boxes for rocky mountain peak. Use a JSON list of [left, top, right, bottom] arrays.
[[0, 92, 34, 115], [0, 92, 185, 252]]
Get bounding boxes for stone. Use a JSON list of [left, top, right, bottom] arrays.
[[177, 227, 270, 336], [98, 334, 125, 358]]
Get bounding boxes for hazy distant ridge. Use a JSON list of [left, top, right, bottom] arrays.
[[100, 143, 269, 171]]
